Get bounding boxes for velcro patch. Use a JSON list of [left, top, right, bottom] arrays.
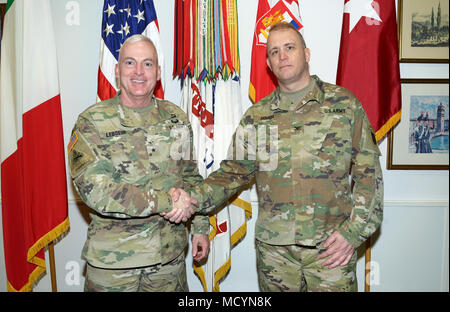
[[105, 130, 126, 137], [68, 131, 96, 178], [67, 131, 79, 153], [324, 108, 346, 114]]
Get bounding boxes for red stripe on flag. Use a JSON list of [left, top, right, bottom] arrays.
[[1, 95, 69, 292], [183, 0, 191, 76], [221, 0, 233, 72], [97, 66, 117, 101], [249, 0, 302, 103], [154, 80, 164, 100], [1, 139, 34, 291]]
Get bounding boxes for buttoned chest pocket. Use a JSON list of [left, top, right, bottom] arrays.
[[145, 122, 190, 176], [103, 131, 148, 184], [291, 113, 334, 159], [291, 112, 344, 177], [316, 116, 352, 174]]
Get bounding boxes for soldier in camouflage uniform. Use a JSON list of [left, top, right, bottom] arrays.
[[68, 35, 209, 292], [178, 22, 383, 292]]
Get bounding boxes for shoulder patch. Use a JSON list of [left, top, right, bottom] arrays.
[[68, 131, 96, 178], [67, 131, 79, 153]]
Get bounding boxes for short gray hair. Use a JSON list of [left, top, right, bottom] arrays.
[[118, 34, 157, 62]]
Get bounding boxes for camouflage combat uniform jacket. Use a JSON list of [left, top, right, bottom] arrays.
[[68, 93, 208, 269], [192, 76, 383, 248]]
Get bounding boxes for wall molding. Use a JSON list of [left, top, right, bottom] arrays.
[[383, 200, 449, 207], [61, 198, 449, 207], [0, 198, 448, 208]]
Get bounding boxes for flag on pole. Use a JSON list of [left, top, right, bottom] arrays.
[[0, 0, 69, 292], [207, 77, 251, 292], [336, 0, 401, 141], [176, 0, 251, 292], [181, 76, 251, 292], [174, 0, 240, 83], [97, 0, 165, 102], [249, 0, 303, 104]]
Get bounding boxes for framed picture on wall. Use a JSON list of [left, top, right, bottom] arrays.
[[387, 79, 449, 170], [398, 0, 449, 63], [1, 3, 6, 35]]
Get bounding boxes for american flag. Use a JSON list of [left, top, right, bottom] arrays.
[[97, 0, 165, 101]]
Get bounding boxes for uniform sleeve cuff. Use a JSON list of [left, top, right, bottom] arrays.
[[337, 222, 364, 248]]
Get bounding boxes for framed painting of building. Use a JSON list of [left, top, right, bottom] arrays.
[[398, 0, 449, 63], [387, 79, 449, 170]]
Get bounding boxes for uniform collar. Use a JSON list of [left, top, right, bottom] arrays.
[[270, 75, 325, 112], [113, 91, 160, 127]]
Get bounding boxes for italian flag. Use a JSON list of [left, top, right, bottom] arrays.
[[0, 0, 69, 292]]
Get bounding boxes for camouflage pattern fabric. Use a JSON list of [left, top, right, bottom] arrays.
[[84, 252, 188, 292], [256, 240, 357, 292], [192, 75, 383, 249], [68, 92, 208, 269]]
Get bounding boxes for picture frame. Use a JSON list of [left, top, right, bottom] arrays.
[[387, 79, 449, 170], [398, 0, 449, 63], [1, 4, 6, 35]]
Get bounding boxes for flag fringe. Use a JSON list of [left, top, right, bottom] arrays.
[[193, 252, 232, 293], [193, 213, 231, 293], [7, 266, 43, 292], [193, 196, 251, 292], [27, 217, 70, 266], [193, 215, 217, 292], [375, 110, 401, 142], [230, 221, 247, 247], [213, 257, 231, 292], [249, 83, 256, 104], [231, 197, 252, 219], [7, 217, 70, 292], [208, 215, 217, 241], [193, 264, 208, 292]]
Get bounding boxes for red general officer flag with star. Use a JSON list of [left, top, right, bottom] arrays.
[[249, 0, 303, 104], [336, 0, 401, 141]]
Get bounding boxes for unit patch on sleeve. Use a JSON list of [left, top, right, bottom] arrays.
[[67, 131, 79, 153]]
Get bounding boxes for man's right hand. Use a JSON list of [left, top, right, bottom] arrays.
[[160, 188, 198, 223]]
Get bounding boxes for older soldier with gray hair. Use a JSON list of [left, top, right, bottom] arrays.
[[168, 22, 383, 292], [68, 34, 209, 292]]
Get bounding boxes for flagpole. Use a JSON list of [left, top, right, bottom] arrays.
[[48, 241, 57, 292], [364, 238, 371, 292]]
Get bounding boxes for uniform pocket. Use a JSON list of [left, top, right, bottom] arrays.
[[106, 132, 147, 184]]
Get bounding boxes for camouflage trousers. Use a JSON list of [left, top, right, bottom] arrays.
[[256, 240, 357, 292], [84, 252, 188, 292]]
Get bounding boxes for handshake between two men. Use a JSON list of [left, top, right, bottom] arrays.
[[160, 188, 199, 223]]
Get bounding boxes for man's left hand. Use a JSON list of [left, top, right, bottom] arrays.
[[317, 231, 355, 269], [192, 234, 210, 262]]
